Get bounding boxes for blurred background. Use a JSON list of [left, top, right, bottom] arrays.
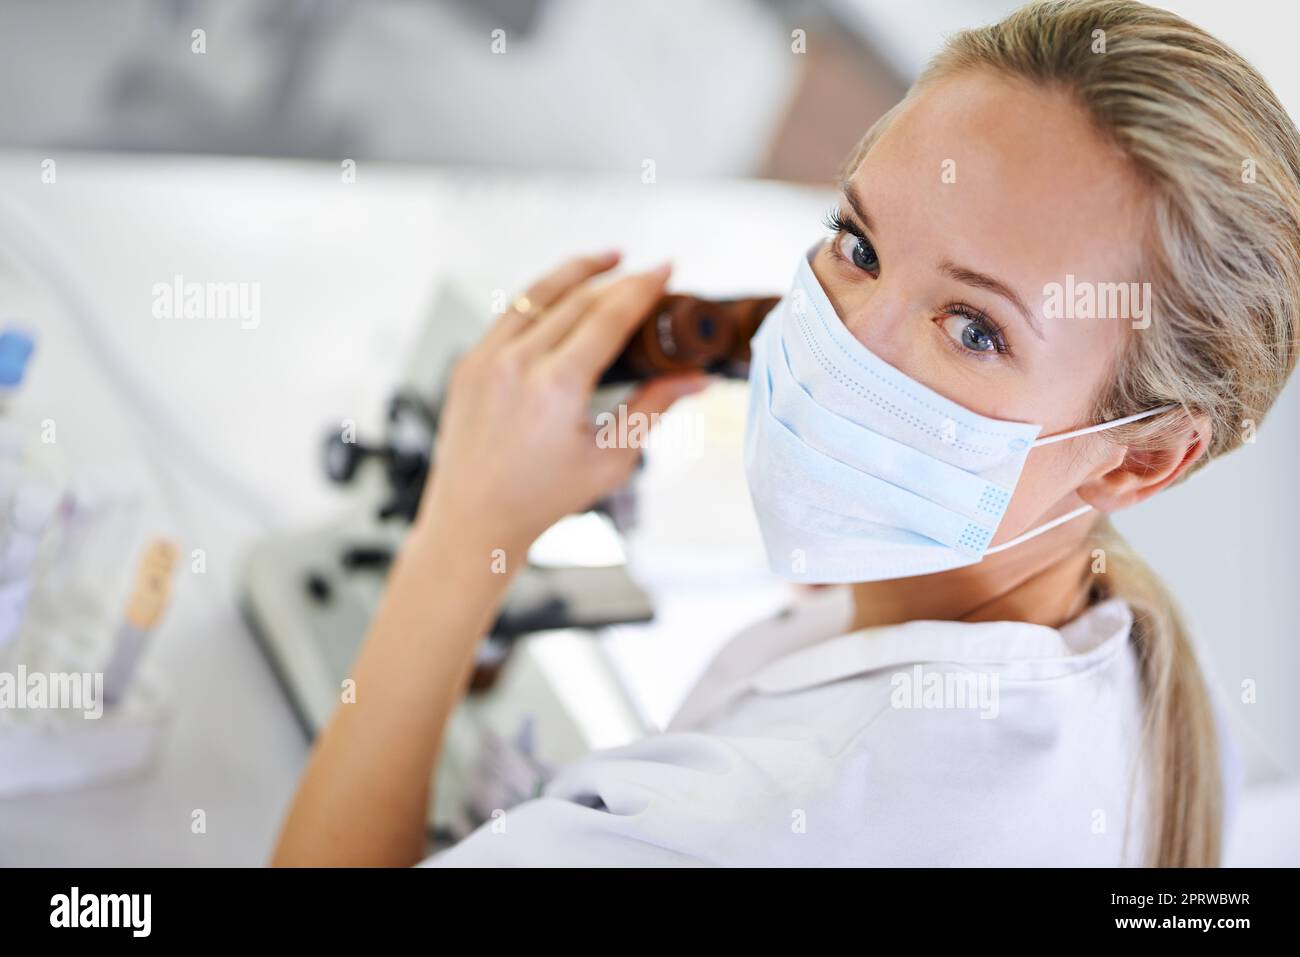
[[0, 0, 1297, 865], [3, 0, 1300, 178]]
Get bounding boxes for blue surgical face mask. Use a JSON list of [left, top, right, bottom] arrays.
[[744, 242, 1172, 583]]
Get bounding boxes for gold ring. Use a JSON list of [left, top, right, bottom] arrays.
[[511, 294, 536, 319]]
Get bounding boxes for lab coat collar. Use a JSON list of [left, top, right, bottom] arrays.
[[749, 596, 1134, 695]]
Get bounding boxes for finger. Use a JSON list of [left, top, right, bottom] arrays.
[[625, 372, 711, 417], [513, 277, 605, 357], [482, 250, 621, 347], [556, 263, 672, 383], [524, 249, 621, 309]]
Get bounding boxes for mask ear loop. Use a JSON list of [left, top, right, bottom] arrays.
[[984, 504, 1094, 554], [984, 404, 1179, 555], [1030, 403, 1178, 447]]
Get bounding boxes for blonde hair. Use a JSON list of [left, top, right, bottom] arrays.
[[842, 0, 1300, 866]]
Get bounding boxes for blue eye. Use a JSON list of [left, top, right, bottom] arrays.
[[962, 320, 994, 351], [939, 309, 1008, 356], [834, 231, 880, 274], [852, 236, 879, 272], [823, 205, 881, 276]]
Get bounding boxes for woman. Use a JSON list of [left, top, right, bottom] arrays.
[[272, 0, 1300, 867]]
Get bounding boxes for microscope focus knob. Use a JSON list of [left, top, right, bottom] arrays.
[[323, 432, 375, 483]]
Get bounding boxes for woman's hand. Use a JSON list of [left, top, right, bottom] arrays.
[[415, 251, 709, 565], [273, 251, 708, 867]]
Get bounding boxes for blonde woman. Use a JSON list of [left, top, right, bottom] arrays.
[[274, 0, 1300, 867]]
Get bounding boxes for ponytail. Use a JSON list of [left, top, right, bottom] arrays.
[[1091, 519, 1223, 866]]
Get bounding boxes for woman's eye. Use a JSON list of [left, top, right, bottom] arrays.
[[939, 312, 1005, 355], [835, 231, 880, 275]]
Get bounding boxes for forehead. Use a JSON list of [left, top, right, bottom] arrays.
[[851, 70, 1151, 294]]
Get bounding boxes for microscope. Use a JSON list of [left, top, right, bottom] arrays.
[[239, 283, 776, 839]]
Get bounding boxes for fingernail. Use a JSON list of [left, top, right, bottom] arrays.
[[652, 260, 673, 277]]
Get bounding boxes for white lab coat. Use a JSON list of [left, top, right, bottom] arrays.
[[422, 588, 1233, 866]]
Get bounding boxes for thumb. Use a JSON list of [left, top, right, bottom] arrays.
[[624, 373, 711, 420]]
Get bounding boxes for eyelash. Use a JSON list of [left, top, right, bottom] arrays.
[[821, 205, 1012, 359], [822, 207, 860, 241], [941, 302, 1011, 358]]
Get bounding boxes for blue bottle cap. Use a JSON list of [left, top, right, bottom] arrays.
[[0, 329, 36, 387]]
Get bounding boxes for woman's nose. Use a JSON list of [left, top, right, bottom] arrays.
[[837, 279, 911, 357]]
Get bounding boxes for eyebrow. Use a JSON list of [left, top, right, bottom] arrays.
[[939, 261, 1045, 341], [839, 181, 1046, 342], [840, 180, 876, 234]]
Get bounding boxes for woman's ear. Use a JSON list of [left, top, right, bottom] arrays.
[[1077, 413, 1212, 512]]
